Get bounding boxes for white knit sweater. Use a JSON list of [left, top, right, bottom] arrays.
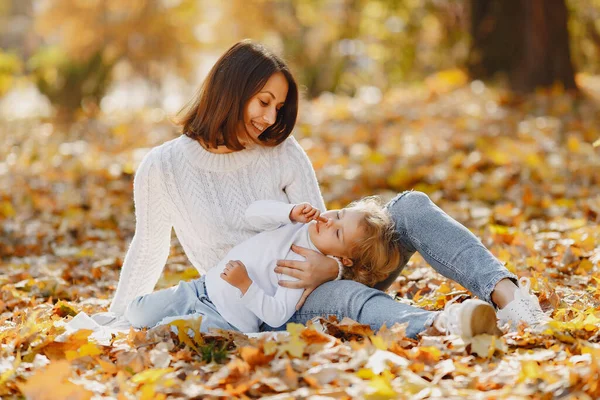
[[109, 134, 325, 315]]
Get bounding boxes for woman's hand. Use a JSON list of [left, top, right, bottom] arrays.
[[275, 244, 339, 310], [289, 203, 327, 224], [221, 260, 252, 295]]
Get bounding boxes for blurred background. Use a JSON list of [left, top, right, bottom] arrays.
[[2, 0, 600, 118]]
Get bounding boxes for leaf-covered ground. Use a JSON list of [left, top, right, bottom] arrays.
[[1, 76, 600, 399]]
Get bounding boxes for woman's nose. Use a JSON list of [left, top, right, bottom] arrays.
[[263, 107, 277, 125]]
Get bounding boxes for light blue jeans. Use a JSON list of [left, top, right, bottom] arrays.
[[124, 275, 239, 332], [260, 191, 517, 338]]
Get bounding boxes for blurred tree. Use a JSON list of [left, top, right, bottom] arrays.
[[468, 0, 577, 93], [30, 0, 201, 117], [0, 50, 22, 95], [222, 0, 466, 97], [567, 0, 600, 76]]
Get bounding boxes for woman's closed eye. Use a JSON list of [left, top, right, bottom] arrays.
[[260, 100, 268, 106]]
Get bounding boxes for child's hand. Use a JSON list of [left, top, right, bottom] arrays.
[[290, 203, 327, 224], [220, 260, 252, 295]]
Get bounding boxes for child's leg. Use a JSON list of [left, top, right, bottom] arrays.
[[156, 307, 239, 333], [385, 191, 518, 306], [125, 278, 206, 328]]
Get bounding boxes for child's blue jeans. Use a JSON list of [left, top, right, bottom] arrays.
[[261, 191, 517, 338], [125, 275, 239, 332]]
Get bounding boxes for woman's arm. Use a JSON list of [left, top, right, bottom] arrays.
[[277, 138, 338, 308], [108, 149, 173, 315], [280, 137, 326, 212]]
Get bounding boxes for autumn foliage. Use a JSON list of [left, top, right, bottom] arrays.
[[1, 76, 600, 398]]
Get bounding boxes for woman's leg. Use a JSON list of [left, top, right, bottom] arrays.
[[385, 191, 518, 305], [262, 280, 438, 339]]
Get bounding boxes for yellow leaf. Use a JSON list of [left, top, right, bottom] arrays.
[[469, 334, 506, 358], [168, 317, 203, 351], [140, 383, 157, 400], [79, 343, 102, 357], [0, 201, 15, 218], [369, 335, 387, 351], [263, 341, 277, 356], [66, 342, 102, 360], [131, 368, 173, 385], [275, 323, 306, 358], [98, 359, 118, 375], [279, 336, 305, 358], [387, 167, 411, 190], [575, 259, 594, 275], [567, 135, 581, 152], [357, 368, 376, 379], [518, 360, 542, 382], [17, 361, 93, 400], [437, 282, 452, 294], [583, 312, 600, 331], [367, 370, 397, 399], [76, 248, 94, 257], [286, 322, 305, 337]]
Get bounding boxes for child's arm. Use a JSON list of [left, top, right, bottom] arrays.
[[245, 200, 324, 231], [220, 258, 304, 328], [220, 260, 253, 295]]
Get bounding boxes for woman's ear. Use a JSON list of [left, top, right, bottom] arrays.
[[341, 257, 354, 267]]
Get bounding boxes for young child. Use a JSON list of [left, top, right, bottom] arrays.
[[124, 197, 402, 333]]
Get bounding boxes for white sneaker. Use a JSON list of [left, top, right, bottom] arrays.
[[497, 277, 551, 331], [434, 298, 500, 339]]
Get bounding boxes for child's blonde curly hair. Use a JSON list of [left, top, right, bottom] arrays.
[[341, 196, 402, 288]]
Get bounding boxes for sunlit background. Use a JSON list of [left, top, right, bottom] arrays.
[[2, 0, 600, 119], [0, 0, 599, 210]]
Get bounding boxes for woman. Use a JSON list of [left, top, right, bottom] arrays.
[[101, 40, 546, 338]]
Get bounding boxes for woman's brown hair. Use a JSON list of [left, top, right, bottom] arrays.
[[179, 40, 299, 151]]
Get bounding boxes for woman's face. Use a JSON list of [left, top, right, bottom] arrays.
[[241, 72, 289, 144]]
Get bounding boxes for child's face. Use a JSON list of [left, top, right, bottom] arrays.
[[308, 208, 365, 266]]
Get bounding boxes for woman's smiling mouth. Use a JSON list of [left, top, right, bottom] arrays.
[[251, 121, 265, 133]]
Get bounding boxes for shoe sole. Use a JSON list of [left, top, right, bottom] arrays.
[[461, 300, 501, 338]]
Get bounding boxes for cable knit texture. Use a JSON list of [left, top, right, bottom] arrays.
[[109, 135, 325, 315]]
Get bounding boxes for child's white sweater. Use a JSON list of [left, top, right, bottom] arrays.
[[205, 200, 319, 332], [109, 135, 325, 315]]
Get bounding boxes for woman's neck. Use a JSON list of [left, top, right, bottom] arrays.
[[197, 135, 258, 154], [198, 139, 237, 154], [204, 145, 237, 154]]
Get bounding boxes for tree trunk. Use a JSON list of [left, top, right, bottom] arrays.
[[468, 0, 577, 93]]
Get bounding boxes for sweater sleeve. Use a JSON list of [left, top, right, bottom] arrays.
[[245, 200, 296, 231], [239, 254, 304, 328], [280, 137, 326, 212], [108, 148, 173, 315]]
